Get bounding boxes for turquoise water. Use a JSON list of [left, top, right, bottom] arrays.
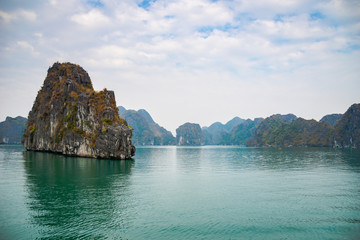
[[0, 145, 360, 239]]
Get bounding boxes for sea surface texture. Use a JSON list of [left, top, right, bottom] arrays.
[[0, 145, 359, 239]]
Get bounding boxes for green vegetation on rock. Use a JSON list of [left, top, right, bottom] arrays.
[[118, 106, 175, 146], [334, 103, 360, 148], [320, 114, 343, 127], [250, 115, 334, 147], [0, 116, 27, 144], [176, 123, 204, 146], [23, 62, 135, 159], [225, 118, 264, 146]]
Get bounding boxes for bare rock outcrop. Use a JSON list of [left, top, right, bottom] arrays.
[[23, 62, 135, 159]]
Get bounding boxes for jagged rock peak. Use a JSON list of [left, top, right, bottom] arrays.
[[23, 62, 135, 159], [49, 62, 92, 85]]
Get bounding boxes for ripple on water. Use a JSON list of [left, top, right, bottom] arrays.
[[1, 146, 360, 239]]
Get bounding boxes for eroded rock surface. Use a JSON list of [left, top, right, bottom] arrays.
[[23, 62, 135, 159]]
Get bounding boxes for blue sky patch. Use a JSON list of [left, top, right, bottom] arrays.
[[198, 24, 239, 37], [87, 0, 104, 8], [337, 43, 360, 53], [274, 14, 285, 22], [138, 0, 157, 10], [310, 12, 325, 20]]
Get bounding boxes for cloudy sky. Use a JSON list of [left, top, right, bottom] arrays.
[[0, 0, 359, 133]]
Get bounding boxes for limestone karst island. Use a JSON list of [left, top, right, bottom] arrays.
[[23, 62, 135, 159]]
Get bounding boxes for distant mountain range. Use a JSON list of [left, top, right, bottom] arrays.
[[202, 117, 246, 145], [0, 116, 27, 144], [247, 104, 358, 148], [177, 104, 359, 148], [250, 115, 334, 147], [118, 106, 175, 146], [222, 118, 264, 146], [2, 103, 359, 148]]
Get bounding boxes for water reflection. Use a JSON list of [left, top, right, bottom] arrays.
[[175, 147, 204, 173], [250, 148, 360, 172], [174, 147, 360, 173], [23, 151, 134, 239], [12, 147, 360, 239], [133, 146, 177, 173]]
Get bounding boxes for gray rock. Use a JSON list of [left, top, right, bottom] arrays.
[[0, 116, 27, 144], [23, 62, 135, 159], [176, 122, 204, 146]]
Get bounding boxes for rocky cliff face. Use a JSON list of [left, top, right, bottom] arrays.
[[0, 116, 27, 144], [23, 62, 135, 159], [334, 103, 360, 148], [176, 123, 204, 146]]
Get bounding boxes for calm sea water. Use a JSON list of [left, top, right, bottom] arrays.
[[0, 145, 359, 239]]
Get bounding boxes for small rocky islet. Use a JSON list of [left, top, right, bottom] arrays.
[[23, 62, 135, 159]]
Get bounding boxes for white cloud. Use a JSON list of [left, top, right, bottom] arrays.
[[248, 15, 333, 40], [34, 32, 43, 38], [0, 10, 16, 23], [16, 41, 39, 56], [17, 9, 37, 21], [320, 0, 360, 23], [0, 0, 359, 130], [153, 0, 233, 27], [48, 0, 57, 6], [71, 9, 110, 28], [17, 41, 35, 51], [0, 9, 36, 23], [112, 0, 233, 37], [230, 0, 316, 18]]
